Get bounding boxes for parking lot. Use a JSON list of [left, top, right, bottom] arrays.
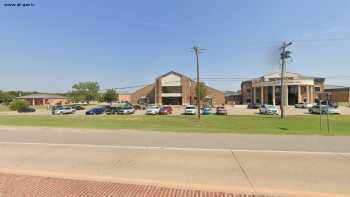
[[1, 104, 350, 116]]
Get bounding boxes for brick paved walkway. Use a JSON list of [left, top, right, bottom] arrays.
[[0, 173, 278, 197]]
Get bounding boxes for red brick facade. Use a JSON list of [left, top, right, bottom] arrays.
[[130, 71, 225, 106]]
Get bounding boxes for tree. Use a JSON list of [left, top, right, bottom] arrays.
[[71, 81, 100, 104], [0, 91, 13, 104], [9, 99, 30, 111], [103, 89, 118, 104], [195, 82, 208, 102]]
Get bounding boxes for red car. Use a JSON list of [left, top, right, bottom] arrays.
[[159, 106, 173, 115]]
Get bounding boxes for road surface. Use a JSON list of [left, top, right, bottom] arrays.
[[0, 127, 349, 197]]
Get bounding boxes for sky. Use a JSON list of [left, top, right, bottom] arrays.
[[1, 0, 350, 92]]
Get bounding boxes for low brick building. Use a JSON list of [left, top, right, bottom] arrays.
[[17, 94, 70, 106], [325, 85, 350, 103], [224, 91, 242, 105], [130, 71, 225, 106]]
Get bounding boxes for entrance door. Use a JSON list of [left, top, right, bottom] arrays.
[[288, 85, 298, 105], [162, 97, 182, 105]]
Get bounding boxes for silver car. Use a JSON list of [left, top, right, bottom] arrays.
[[259, 105, 279, 115], [309, 105, 340, 114], [52, 106, 75, 115]]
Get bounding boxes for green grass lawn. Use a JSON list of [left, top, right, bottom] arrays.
[[0, 115, 349, 135]]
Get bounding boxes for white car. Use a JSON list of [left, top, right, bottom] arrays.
[[145, 105, 160, 115], [53, 107, 75, 115], [295, 102, 314, 109], [184, 105, 196, 115], [259, 105, 279, 115]]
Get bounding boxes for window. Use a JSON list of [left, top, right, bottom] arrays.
[[314, 87, 321, 92], [162, 86, 182, 93]]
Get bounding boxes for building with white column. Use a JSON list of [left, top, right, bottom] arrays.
[[241, 72, 325, 105]]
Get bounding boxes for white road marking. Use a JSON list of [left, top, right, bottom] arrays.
[[0, 141, 349, 155]]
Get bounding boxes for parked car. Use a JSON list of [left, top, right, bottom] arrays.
[[17, 107, 36, 113], [247, 103, 261, 109], [145, 105, 160, 115], [85, 107, 105, 115], [52, 106, 75, 115], [259, 105, 279, 115], [295, 102, 314, 109], [159, 106, 173, 115], [70, 104, 85, 110], [216, 106, 228, 115], [303, 103, 314, 109], [105, 107, 118, 115], [184, 105, 196, 115], [202, 107, 212, 115], [294, 103, 304, 108], [309, 105, 340, 114], [133, 104, 143, 110], [117, 106, 135, 114], [321, 101, 338, 108]]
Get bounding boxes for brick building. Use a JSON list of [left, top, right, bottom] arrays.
[[325, 85, 350, 103], [17, 94, 70, 106], [130, 71, 225, 106], [224, 91, 242, 105], [241, 72, 325, 105]]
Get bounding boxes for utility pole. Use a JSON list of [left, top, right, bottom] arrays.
[[280, 41, 292, 119], [191, 46, 205, 120]]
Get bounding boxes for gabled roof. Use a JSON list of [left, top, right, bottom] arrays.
[[17, 94, 67, 99], [157, 70, 189, 80]]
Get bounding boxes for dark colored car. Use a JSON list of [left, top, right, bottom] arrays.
[[17, 107, 36, 113], [159, 106, 173, 115], [70, 104, 85, 110], [247, 103, 261, 109], [216, 107, 228, 115], [133, 105, 143, 110], [202, 107, 212, 115], [85, 108, 105, 115]]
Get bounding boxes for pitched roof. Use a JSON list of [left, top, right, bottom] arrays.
[[17, 94, 67, 99], [157, 70, 189, 80]]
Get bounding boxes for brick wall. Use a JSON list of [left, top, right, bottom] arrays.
[[130, 84, 155, 104], [241, 81, 252, 104], [327, 88, 350, 102]]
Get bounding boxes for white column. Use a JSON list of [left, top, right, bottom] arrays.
[[253, 87, 256, 103], [260, 87, 264, 104], [285, 86, 289, 106], [298, 85, 302, 103], [306, 85, 310, 103], [272, 86, 276, 105]]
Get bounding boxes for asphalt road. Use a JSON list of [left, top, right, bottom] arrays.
[[0, 126, 350, 153], [0, 127, 350, 197]]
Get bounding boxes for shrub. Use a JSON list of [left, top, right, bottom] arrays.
[[9, 100, 30, 111]]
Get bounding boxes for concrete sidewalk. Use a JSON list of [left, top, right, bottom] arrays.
[[0, 142, 349, 197]]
